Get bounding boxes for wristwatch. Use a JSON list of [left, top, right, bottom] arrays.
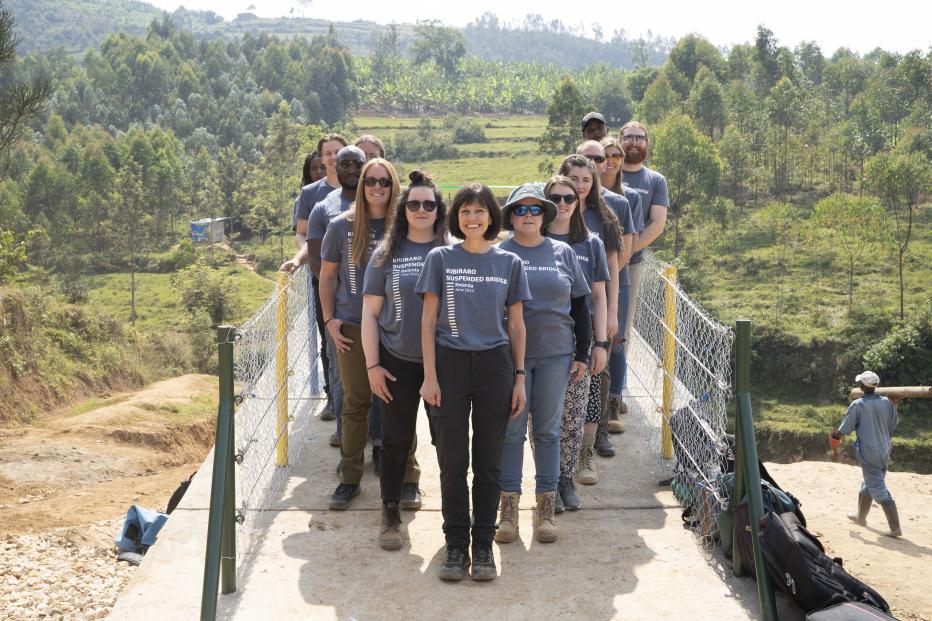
[[594, 340, 611, 350], [514, 369, 526, 376]]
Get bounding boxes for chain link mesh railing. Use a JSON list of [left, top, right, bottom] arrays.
[[625, 251, 735, 544], [228, 266, 322, 573]]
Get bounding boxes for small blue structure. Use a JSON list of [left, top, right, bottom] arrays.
[[190, 217, 229, 244]]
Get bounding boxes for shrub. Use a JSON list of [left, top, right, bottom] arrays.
[[171, 260, 240, 325], [863, 299, 932, 386]]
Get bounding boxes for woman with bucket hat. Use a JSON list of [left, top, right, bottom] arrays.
[[495, 183, 592, 545]]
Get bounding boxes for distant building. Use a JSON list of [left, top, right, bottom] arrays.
[[190, 217, 229, 244]]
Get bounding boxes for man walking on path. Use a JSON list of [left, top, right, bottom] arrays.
[[830, 371, 901, 538]]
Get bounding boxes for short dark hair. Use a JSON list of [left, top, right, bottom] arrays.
[[448, 183, 502, 241], [316, 133, 347, 155]]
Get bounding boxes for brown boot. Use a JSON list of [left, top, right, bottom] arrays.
[[494, 492, 520, 543], [847, 492, 872, 527], [880, 500, 902, 538], [533, 492, 558, 543], [607, 396, 625, 434], [577, 443, 599, 485], [379, 502, 403, 551]]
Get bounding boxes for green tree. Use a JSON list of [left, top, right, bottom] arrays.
[[866, 150, 932, 318], [757, 200, 794, 266], [172, 260, 239, 325], [0, 2, 52, 174], [667, 34, 724, 83], [539, 77, 585, 155], [638, 72, 681, 125], [590, 71, 633, 128], [111, 160, 153, 329], [411, 20, 466, 80], [264, 100, 301, 262], [649, 113, 722, 256], [767, 76, 802, 193], [687, 67, 726, 139], [814, 193, 885, 307]]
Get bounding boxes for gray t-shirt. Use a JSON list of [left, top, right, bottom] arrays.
[[306, 188, 352, 242], [499, 237, 590, 359], [293, 178, 338, 230], [416, 244, 531, 351], [602, 188, 637, 235], [320, 213, 386, 326], [838, 394, 898, 469], [363, 238, 439, 362], [582, 206, 621, 253], [622, 165, 669, 264], [546, 232, 609, 316]]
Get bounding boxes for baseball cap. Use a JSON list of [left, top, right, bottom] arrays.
[[855, 371, 880, 387], [502, 183, 557, 230], [581, 111, 606, 130]]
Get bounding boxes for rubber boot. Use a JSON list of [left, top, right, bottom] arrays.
[[533, 492, 558, 543], [880, 500, 902, 538], [494, 492, 520, 543], [847, 492, 872, 526]]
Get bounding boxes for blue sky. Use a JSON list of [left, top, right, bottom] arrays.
[[146, 0, 930, 55]]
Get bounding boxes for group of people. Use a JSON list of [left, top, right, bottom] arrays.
[[280, 113, 671, 581]]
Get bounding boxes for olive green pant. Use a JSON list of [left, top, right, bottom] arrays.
[[336, 323, 420, 485]]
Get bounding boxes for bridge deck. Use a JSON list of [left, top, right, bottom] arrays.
[[111, 346, 801, 620]]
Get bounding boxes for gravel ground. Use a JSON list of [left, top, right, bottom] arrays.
[[1, 519, 138, 620]]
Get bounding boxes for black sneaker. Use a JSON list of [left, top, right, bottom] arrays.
[[438, 546, 470, 581], [372, 445, 381, 477], [594, 429, 616, 457], [470, 545, 497, 581], [559, 480, 581, 511], [400, 483, 422, 511], [320, 400, 336, 421], [329, 483, 360, 510]]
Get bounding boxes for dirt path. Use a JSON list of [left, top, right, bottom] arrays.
[[0, 374, 217, 536], [767, 461, 932, 621]]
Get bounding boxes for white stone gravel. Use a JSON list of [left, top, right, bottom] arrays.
[[1, 519, 138, 620]]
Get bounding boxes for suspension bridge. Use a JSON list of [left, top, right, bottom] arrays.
[[109, 252, 799, 620]]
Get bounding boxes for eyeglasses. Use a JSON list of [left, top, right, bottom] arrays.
[[336, 160, 363, 171], [606, 152, 624, 161], [363, 176, 392, 188], [548, 193, 578, 205], [621, 134, 647, 144], [512, 204, 544, 217], [405, 199, 438, 212], [583, 154, 606, 164]]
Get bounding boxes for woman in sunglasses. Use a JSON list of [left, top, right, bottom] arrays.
[[417, 184, 530, 582], [361, 170, 448, 550], [496, 183, 591, 545], [321, 158, 417, 511], [542, 175, 610, 512], [557, 155, 621, 487]]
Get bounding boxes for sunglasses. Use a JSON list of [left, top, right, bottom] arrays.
[[548, 193, 578, 205], [606, 152, 624, 161], [337, 160, 363, 171], [512, 204, 545, 217], [405, 199, 438, 212], [363, 176, 392, 188], [583, 154, 606, 164]]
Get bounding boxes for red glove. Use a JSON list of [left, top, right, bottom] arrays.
[[828, 433, 842, 460]]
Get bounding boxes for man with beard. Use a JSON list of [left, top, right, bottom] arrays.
[[620, 121, 668, 371]]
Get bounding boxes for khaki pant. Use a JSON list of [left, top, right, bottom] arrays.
[[336, 323, 419, 485]]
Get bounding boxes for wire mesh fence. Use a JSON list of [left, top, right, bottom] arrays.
[[625, 251, 735, 545], [228, 266, 323, 573]]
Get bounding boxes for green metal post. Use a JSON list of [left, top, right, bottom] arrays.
[[201, 325, 237, 621], [735, 320, 778, 621], [732, 405, 747, 577]]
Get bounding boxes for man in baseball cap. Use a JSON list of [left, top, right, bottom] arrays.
[[830, 371, 902, 537], [581, 112, 608, 141]]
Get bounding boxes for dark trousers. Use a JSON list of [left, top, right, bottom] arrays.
[[379, 345, 422, 503], [431, 344, 513, 548], [311, 276, 331, 398]]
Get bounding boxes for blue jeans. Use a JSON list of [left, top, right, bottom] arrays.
[[609, 279, 631, 397], [325, 328, 380, 441], [500, 354, 573, 494]]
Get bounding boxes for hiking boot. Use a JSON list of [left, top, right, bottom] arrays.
[[880, 500, 902, 538], [320, 400, 336, 421], [400, 483, 422, 511], [607, 396, 625, 434], [554, 488, 565, 514], [533, 492, 558, 543], [577, 446, 599, 485], [329, 483, 360, 510], [329, 431, 341, 448], [559, 479, 582, 511], [494, 492, 520, 543], [372, 445, 381, 477], [438, 546, 470, 581], [594, 429, 616, 457], [470, 545, 497, 581], [618, 398, 629, 414], [379, 502, 403, 551], [847, 492, 872, 527]]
